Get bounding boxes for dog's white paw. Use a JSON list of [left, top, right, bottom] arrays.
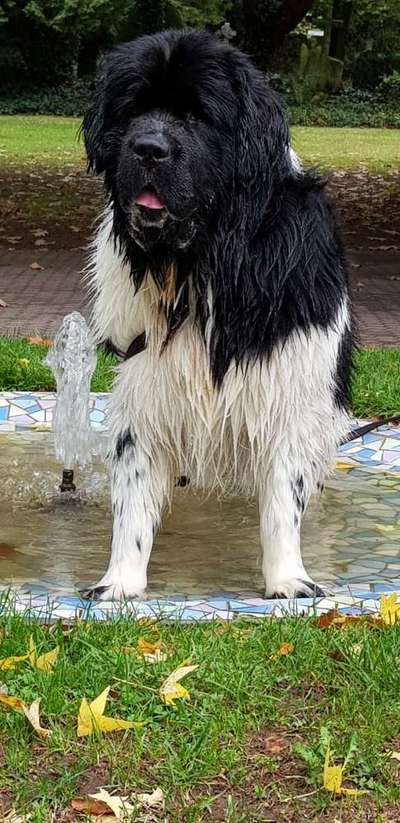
[[81, 569, 147, 602], [265, 575, 328, 600]]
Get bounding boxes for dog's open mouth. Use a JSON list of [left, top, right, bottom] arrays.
[[134, 187, 165, 211]]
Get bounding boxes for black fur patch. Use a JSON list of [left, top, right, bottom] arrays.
[[115, 430, 135, 459], [83, 29, 352, 395]]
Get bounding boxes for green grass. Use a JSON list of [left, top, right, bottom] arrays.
[[0, 115, 83, 166], [0, 337, 114, 394], [0, 338, 398, 418], [0, 607, 399, 821], [0, 116, 399, 173], [291, 126, 400, 173]]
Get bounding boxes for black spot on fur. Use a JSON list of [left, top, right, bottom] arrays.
[[115, 430, 136, 459], [136, 537, 141, 552], [293, 475, 305, 513], [334, 322, 354, 409]]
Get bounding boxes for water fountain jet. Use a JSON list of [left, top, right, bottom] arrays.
[[45, 312, 97, 492]]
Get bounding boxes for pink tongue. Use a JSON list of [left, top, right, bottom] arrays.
[[135, 189, 165, 209]]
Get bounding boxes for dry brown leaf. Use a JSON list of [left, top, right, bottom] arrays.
[[29, 262, 44, 271], [0, 298, 7, 308], [88, 789, 134, 819], [27, 336, 52, 346], [262, 733, 288, 754], [275, 642, 294, 657], [70, 797, 111, 816]]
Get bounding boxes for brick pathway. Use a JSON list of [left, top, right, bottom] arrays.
[[0, 247, 399, 345]]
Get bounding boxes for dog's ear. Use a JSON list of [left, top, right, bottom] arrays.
[[82, 73, 106, 174], [234, 63, 289, 199]]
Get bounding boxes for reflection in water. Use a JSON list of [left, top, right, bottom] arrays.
[[1, 433, 399, 596]]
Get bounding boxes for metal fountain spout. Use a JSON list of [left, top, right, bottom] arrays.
[[45, 312, 97, 492]]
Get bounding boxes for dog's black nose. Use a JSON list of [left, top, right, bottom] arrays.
[[133, 134, 170, 161]]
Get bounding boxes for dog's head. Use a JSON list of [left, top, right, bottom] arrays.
[[83, 30, 290, 258]]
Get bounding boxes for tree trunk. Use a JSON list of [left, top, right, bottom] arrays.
[[240, 0, 315, 67]]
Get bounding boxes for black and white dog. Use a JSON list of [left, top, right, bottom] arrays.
[[82, 29, 352, 601]]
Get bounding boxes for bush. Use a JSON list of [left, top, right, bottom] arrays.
[[288, 101, 400, 128], [1, 79, 400, 129], [0, 81, 94, 117]]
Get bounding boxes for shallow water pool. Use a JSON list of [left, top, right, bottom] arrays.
[[1, 432, 400, 596]]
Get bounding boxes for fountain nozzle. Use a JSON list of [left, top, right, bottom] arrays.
[[60, 469, 76, 493]]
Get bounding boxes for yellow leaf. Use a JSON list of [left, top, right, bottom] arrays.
[[335, 461, 354, 473], [270, 642, 294, 660], [390, 751, 400, 762], [380, 593, 400, 626], [159, 663, 198, 706], [0, 693, 51, 738], [0, 653, 29, 671], [137, 636, 168, 664], [18, 358, 30, 369], [0, 693, 24, 712], [77, 686, 143, 738], [323, 748, 367, 796], [28, 636, 59, 673]]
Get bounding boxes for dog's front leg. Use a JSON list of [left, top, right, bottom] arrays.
[[83, 427, 169, 601], [259, 459, 325, 600]]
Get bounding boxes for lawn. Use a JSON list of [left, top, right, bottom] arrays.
[[0, 116, 399, 173], [0, 605, 400, 821], [0, 338, 399, 418]]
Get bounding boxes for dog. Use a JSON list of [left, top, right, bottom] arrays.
[[82, 29, 352, 601]]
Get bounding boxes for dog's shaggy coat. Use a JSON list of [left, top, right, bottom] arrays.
[[82, 29, 352, 601]]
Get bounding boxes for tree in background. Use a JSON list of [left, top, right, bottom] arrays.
[[0, 0, 399, 91]]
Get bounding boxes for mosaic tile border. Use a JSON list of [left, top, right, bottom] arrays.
[[1, 392, 400, 622], [1, 392, 400, 474], [1, 584, 400, 623]]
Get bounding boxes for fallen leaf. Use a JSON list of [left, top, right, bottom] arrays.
[[77, 685, 143, 737], [27, 336, 52, 346], [0, 653, 29, 671], [335, 461, 354, 473], [159, 663, 198, 705], [134, 787, 164, 807], [18, 358, 30, 369], [70, 797, 109, 815], [0, 298, 7, 308], [138, 636, 168, 663], [21, 699, 51, 739], [88, 789, 134, 819], [4, 811, 31, 822], [29, 262, 44, 271], [312, 609, 380, 631], [323, 747, 367, 796], [262, 733, 288, 753], [0, 693, 24, 711], [28, 636, 59, 673], [380, 593, 400, 626], [390, 751, 400, 762], [0, 693, 51, 738], [273, 642, 294, 658], [312, 609, 342, 629]]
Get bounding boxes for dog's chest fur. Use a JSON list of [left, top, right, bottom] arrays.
[[88, 216, 348, 497]]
